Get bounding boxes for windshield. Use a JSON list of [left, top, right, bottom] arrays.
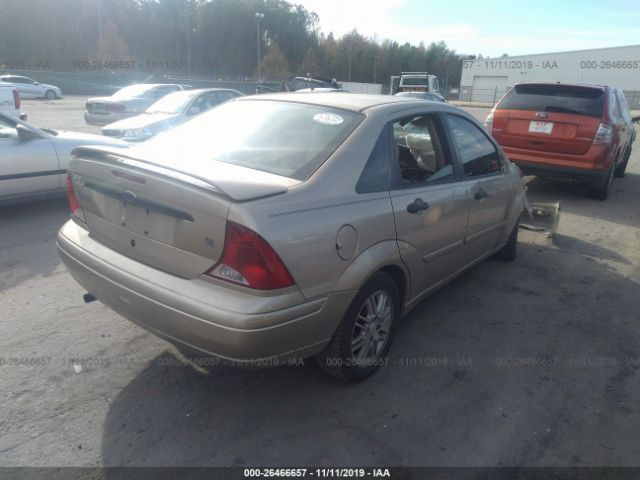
[[498, 84, 605, 117], [146, 91, 197, 114], [112, 85, 154, 99], [136, 100, 363, 180]]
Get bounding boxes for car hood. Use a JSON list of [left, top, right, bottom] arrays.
[[103, 113, 180, 130]]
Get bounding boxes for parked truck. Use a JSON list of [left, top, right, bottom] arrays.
[[390, 72, 440, 95]]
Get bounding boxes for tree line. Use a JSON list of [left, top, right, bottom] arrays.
[[0, 0, 469, 89]]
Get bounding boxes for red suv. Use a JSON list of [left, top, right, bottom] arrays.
[[484, 82, 635, 200]]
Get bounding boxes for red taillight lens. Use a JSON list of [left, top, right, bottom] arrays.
[[66, 174, 86, 224], [108, 103, 126, 112], [13, 90, 20, 110], [593, 123, 613, 145], [207, 222, 294, 290]]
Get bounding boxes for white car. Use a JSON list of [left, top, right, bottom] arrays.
[[0, 83, 26, 120], [0, 112, 128, 205], [0, 75, 63, 99]]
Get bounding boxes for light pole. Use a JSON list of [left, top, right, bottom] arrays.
[[255, 13, 264, 80]]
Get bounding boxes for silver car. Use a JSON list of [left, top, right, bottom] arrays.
[[101, 88, 244, 141], [58, 93, 524, 382], [0, 112, 128, 205], [84, 84, 189, 126], [0, 75, 63, 99]]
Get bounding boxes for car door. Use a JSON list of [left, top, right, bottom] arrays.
[[389, 112, 469, 300], [0, 115, 61, 202], [445, 113, 512, 261], [14, 77, 39, 98]]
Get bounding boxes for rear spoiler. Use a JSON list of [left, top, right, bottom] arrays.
[[71, 145, 296, 202]]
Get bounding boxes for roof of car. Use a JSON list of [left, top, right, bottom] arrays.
[[514, 81, 607, 91], [237, 92, 455, 113]]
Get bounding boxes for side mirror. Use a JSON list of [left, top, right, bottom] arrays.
[[16, 124, 39, 140]]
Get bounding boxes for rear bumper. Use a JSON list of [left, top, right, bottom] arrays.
[[84, 111, 133, 126], [503, 145, 611, 184], [512, 160, 608, 184], [56, 220, 351, 364]]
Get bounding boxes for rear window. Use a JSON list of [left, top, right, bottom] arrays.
[[498, 84, 605, 118], [136, 100, 363, 180], [401, 77, 428, 86]]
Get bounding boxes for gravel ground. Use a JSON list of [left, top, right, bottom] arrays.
[[1, 97, 639, 468]]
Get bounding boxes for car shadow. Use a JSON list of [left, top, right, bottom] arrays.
[[523, 172, 640, 230], [0, 197, 68, 290], [101, 238, 640, 467]]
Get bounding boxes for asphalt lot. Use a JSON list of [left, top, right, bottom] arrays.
[[1, 96, 640, 467]]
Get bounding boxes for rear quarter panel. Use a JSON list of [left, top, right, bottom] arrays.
[[228, 110, 403, 301]]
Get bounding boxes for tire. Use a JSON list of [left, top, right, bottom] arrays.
[[314, 272, 400, 383], [614, 146, 631, 178], [587, 164, 614, 200], [45, 90, 56, 100], [492, 220, 518, 261]]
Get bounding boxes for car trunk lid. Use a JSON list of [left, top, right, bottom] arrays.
[[68, 146, 298, 279], [493, 110, 601, 155], [492, 84, 605, 156]]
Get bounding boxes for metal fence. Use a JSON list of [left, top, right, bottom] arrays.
[[0, 69, 281, 96]]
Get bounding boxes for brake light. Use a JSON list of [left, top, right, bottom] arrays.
[[483, 113, 494, 133], [207, 222, 294, 290], [13, 90, 20, 110], [66, 174, 86, 224], [593, 123, 612, 145], [108, 103, 126, 112]]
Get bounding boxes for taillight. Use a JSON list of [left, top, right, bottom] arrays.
[[66, 174, 86, 224], [207, 222, 294, 290], [13, 90, 20, 110], [108, 103, 126, 112], [593, 123, 612, 145], [483, 113, 494, 133]]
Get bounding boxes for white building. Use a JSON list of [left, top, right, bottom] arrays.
[[459, 44, 640, 108]]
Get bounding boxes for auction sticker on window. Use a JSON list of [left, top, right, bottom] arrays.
[[313, 112, 344, 125]]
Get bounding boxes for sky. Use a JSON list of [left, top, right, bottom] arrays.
[[293, 0, 640, 58]]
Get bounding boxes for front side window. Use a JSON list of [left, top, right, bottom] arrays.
[[391, 114, 454, 186], [446, 115, 501, 177]]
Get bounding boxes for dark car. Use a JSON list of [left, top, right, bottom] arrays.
[[484, 82, 636, 200], [288, 74, 339, 92]]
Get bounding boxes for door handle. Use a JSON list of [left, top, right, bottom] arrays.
[[407, 198, 430, 214], [474, 189, 488, 201]]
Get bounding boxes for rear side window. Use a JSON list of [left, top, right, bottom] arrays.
[[498, 84, 605, 118], [357, 126, 390, 193], [446, 115, 501, 177]]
